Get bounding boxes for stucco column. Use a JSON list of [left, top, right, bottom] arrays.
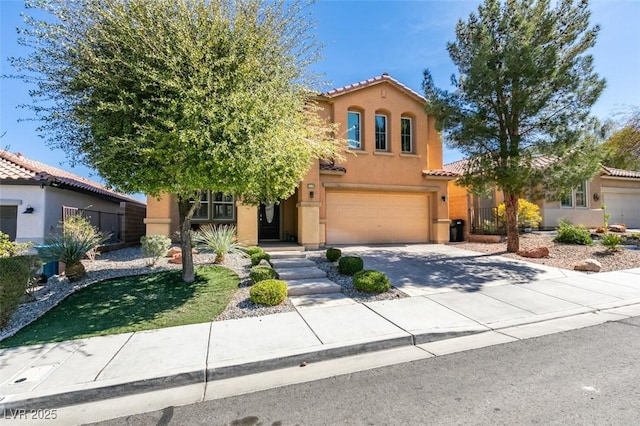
[[236, 202, 258, 246], [432, 184, 451, 243], [144, 193, 173, 237], [297, 201, 321, 249]]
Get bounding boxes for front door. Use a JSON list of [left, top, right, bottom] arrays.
[[259, 203, 280, 240]]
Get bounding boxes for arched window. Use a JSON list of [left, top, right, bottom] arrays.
[[375, 110, 389, 151], [401, 115, 413, 153], [347, 109, 362, 149]]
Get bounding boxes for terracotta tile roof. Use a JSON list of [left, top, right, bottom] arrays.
[[325, 73, 426, 104], [601, 166, 640, 179], [447, 156, 640, 181], [422, 169, 459, 178], [443, 159, 467, 176], [0, 151, 145, 205], [444, 156, 558, 175], [319, 162, 346, 173]]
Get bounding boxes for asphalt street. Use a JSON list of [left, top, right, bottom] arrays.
[[94, 316, 640, 426]]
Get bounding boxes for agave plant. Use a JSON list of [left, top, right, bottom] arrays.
[[192, 224, 245, 264], [38, 216, 110, 282]]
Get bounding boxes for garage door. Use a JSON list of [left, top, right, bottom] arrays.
[[326, 191, 430, 244], [602, 191, 640, 228]]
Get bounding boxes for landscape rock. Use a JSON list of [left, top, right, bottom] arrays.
[[166, 247, 181, 257], [609, 224, 627, 233], [517, 247, 549, 258], [574, 258, 602, 272], [258, 259, 272, 268], [169, 253, 182, 264]]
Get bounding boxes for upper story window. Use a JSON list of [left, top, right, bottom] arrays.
[[190, 191, 235, 221], [347, 111, 361, 149], [375, 114, 388, 151], [561, 181, 588, 208], [401, 116, 412, 153]]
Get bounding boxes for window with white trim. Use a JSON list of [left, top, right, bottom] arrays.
[[347, 111, 361, 149], [401, 117, 412, 153], [190, 191, 235, 221], [561, 181, 588, 208], [375, 114, 388, 151]]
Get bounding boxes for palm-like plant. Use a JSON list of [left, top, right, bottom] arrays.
[[38, 216, 109, 281], [192, 224, 245, 264]]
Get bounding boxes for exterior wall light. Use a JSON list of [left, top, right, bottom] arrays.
[[23, 205, 34, 214], [441, 195, 447, 202], [593, 192, 600, 202]]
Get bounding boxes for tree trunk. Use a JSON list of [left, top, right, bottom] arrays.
[[505, 192, 520, 253], [177, 195, 197, 283]]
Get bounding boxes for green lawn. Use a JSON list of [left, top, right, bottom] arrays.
[[0, 265, 239, 348]]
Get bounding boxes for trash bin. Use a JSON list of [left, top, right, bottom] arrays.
[[449, 219, 465, 242], [35, 245, 58, 279]]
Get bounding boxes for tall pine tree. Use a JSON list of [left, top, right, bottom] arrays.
[[424, 0, 605, 251]]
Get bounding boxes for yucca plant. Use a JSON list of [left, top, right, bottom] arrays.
[[38, 216, 109, 282], [192, 224, 245, 264]]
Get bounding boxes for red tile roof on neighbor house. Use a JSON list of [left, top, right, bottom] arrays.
[[325, 73, 426, 104], [445, 157, 640, 180], [0, 151, 145, 205], [421, 169, 459, 178], [601, 166, 640, 179]]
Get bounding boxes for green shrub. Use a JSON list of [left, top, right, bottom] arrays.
[[249, 279, 288, 306], [250, 266, 277, 283], [38, 216, 109, 281], [338, 256, 364, 275], [326, 247, 342, 262], [601, 233, 623, 252], [0, 256, 32, 327], [353, 270, 391, 293], [0, 232, 32, 257], [193, 224, 245, 264], [629, 233, 640, 241], [250, 252, 271, 266], [245, 246, 264, 256], [497, 199, 542, 228], [140, 235, 172, 266], [553, 221, 593, 246]]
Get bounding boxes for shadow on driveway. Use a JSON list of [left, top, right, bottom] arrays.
[[344, 245, 556, 294]]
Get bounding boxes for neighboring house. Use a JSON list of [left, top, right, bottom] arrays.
[[0, 151, 147, 245], [145, 74, 457, 248], [445, 159, 640, 232]]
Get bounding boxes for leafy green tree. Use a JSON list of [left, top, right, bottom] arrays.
[[423, 0, 605, 252], [603, 109, 640, 170], [10, 0, 341, 282]]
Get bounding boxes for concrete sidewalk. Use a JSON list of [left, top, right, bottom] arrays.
[[1, 256, 640, 415]]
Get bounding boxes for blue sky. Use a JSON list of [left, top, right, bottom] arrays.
[[1, 0, 639, 190]]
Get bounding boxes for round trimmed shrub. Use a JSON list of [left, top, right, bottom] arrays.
[[326, 247, 342, 262], [250, 266, 277, 283], [338, 256, 364, 275], [250, 252, 271, 266], [353, 270, 391, 293], [245, 246, 264, 256], [250, 279, 288, 306]]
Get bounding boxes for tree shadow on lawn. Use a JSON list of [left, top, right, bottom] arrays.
[[0, 266, 238, 348], [349, 248, 553, 293]]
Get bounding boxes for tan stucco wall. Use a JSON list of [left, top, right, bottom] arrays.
[[144, 193, 179, 238], [313, 81, 451, 243], [144, 77, 452, 245]]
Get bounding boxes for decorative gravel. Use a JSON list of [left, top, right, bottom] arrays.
[[0, 247, 294, 342], [458, 232, 640, 272], [306, 251, 408, 302]]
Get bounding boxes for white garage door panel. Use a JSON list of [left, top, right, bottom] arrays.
[[326, 191, 430, 244], [602, 191, 640, 228]]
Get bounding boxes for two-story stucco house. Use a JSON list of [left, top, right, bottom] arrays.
[[144, 74, 458, 248]]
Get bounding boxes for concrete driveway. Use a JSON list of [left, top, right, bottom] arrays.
[[341, 244, 580, 296]]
